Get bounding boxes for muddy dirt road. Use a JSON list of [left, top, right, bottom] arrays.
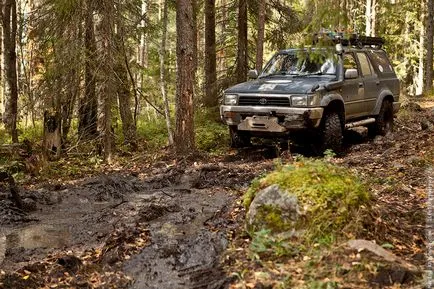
[[0, 155, 273, 288], [0, 103, 433, 288]]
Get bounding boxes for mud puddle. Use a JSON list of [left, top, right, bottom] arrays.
[[124, 188, 233, 289], [0, 161, 269, 288]]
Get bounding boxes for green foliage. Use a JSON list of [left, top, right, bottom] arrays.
[[244, 158, 369, 243], [250, 229, 301, 260], [18, 122, 43, 143], [136, 117, 169, 150], [195, 109, 229, 153]]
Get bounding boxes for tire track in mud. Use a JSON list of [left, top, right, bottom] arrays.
[[124, 188, 233, 289], [0, 157, 272, 288]]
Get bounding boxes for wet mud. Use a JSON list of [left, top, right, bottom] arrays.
[[0, 157, 272, 288]]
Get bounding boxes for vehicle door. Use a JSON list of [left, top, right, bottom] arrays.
[[356, 52, 378, 114], [342, 53, 366, 119]]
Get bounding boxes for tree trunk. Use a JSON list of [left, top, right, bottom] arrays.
[[175, 0, 195, 154], [43, 110, 61, 160], [365, 0, 372, 36], [235, 0, 248, 83], [426, 0, 434, 93], [116, 53, 137, 149], [1, 0, 18, 143], [371, 0, 376, 36], [159, 0, 173, 145], [256, 0, 266, 72], [79, 5, 98, 139], [416, 2, 425, 96], [204, 0, 217, 107], [97, 1, 115, 163]]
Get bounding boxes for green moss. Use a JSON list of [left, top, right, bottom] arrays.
[[255, 205, 294, 232], [245, 158, 369, 244]]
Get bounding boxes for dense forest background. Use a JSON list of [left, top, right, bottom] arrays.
[[0, 0, 432, 163]]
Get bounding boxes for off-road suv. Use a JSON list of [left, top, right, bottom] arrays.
[[220, 35, 400, 153]]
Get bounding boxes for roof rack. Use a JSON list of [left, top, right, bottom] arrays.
[[312, 31, 385, 48]]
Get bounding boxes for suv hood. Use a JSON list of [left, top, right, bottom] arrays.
[[225, 77, 335, 94]]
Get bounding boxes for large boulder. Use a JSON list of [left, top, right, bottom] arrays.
[[246, 185, 301, 235], [243, 159, 370, 243]]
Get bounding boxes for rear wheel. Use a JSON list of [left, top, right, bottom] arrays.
[[229, 126, 251, 148], [368, 100, 394, 136], [316, 111, 343, 154]]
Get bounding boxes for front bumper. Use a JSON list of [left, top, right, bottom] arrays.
[[220, 105, 324, 132]]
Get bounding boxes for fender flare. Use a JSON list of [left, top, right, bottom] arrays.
[[320, 93, 345, 109], [372, 90, 394, 115]]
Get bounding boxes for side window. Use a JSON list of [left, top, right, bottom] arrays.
[[357, 52, 373, 76], [370, 50, 394, 74], [343, 53, 358, 71]]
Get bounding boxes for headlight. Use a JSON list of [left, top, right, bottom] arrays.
[[291, 95, 308, 107], [224, 94, 238, 105]]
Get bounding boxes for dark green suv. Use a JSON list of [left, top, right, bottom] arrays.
[[220, 36, 400, 152]]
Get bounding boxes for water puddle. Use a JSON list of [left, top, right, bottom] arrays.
[[6, 224, 70, 250], [0, 224, 70, 265]]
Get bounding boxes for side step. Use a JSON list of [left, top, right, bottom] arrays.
[[345, 118, 376, 129]]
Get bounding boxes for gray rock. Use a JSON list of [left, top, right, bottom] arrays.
[[246, 185, 300, 235], [347, 239, 419, 273]]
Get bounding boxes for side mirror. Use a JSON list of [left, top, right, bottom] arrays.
[[344, 68, 358, 79], [248, 69, 258, 79]]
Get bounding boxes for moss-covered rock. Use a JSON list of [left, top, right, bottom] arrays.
[[244, 158, 369, 244], [246, 185, 300, 235]]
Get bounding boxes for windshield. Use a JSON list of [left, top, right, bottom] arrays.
[[260, 51, 337, 78]]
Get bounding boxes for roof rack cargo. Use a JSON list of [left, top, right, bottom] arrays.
[[313, 32, 385, 48]]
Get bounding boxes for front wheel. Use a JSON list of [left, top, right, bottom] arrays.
[[316, 111, 343, 155], [229, 126, 251, 148], [368, 100, 394, 137]]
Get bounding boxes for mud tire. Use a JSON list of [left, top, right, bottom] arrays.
[[317, 111, 343, 155], [368, 100, 394, 137], [229, 126, 251, 148]]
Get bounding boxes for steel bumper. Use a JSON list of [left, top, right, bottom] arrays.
[[220, 105, 324, 132]]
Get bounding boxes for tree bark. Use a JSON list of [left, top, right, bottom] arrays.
[[159, 0, 173, 145], [79, 5, 98, 139], [43, 110, 61, 160], [115, 17, 137, 150], [426, 0, 434, 93], [116, 54, 137, 149], [1, 0, 18, 143], [416, 2, 425, 96], [371, 0, 376, 37], [365, 0, 372, 36], [204, 0, 217, 107], [235, 0, 248, 83], [97, 0, 115, 163], [175, 0, 195, 154], [256, 0, 266, 72]]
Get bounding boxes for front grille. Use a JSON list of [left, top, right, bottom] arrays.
[[238, 95, 291, 106]]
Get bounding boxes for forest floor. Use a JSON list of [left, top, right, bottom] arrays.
[[0, 100, 433, 289]]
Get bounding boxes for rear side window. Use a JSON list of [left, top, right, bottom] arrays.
[[369, 50, 394, 74]]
